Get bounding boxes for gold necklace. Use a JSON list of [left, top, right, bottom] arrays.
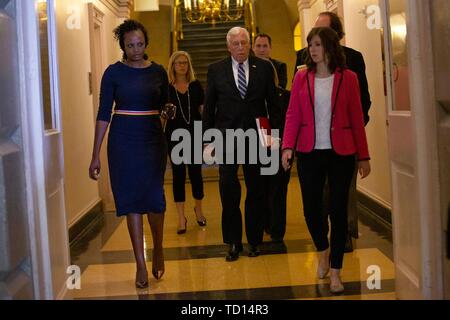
[[174, 84, 191, 125]]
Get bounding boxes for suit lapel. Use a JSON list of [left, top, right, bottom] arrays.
[[225, 57, 242, 98], [246, 56, 257, 98], [307, 70, 315, 112]]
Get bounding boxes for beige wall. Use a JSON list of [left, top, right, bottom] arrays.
[[255, 0, 297, 89], [299, 0, 327, 44], [283, 0, 301, 30], [55, 0, 122, 226], [131, 5, 172, 70], [342, 0, 392, 207]]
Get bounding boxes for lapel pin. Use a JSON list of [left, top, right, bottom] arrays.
[[252, 65, 256, 68]]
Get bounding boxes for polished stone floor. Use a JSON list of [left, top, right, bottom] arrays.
[[70, 172, 395, 300]]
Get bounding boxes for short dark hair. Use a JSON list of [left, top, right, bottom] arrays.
[[254, 33, 272, 46], [318, 12, 345, 40], [113, 19, 149, 60], [305, 27, 346, 73]]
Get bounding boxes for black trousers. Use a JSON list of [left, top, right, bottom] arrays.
[[219, 163, 264, 246], [169, 159, 204, 203], [297, 150, 355, 269], [264, 154, 291, 240], [322, 159, 358, 238]]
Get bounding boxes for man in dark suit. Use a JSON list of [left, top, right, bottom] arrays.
[[294, 12, 372, 252], [253, 33, 288, 89], [203, 27, 280, 261], [253, 33, 290, 242]]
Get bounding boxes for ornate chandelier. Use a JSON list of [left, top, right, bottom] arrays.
[[183, 0, 246, 24]]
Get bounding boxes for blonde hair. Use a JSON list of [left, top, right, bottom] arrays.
[[167, 51, 196, 84]]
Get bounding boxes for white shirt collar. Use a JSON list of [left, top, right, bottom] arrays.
[[231, 57, 250, 87], [231, 57, 249, 68]]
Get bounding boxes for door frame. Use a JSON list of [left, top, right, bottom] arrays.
[[16, 0, 54, 299], [16, 0, 70, 299], [87, 3, 116, 212], [381, 0, 443, 299]]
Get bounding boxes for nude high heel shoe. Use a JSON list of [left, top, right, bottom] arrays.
[[317, 249, 330, 279], [317, 264, 330, 279], [329, 269, 344, 294]]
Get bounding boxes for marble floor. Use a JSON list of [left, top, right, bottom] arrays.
[[70, 172, 395, 300]]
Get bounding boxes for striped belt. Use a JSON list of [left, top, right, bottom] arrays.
[[114, 109, 160, 116]]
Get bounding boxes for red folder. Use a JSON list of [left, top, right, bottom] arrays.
[[256, 117, 271, 147]]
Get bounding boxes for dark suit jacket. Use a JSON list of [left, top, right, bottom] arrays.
[[203, 56, 281, 134], [294, 46, 372, 125], [269, 58, 287, 89]]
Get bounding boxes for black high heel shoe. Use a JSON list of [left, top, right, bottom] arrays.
[[177, 217, 187, 234], [152, 249, 165, 280], [194, 207, 207, 226]]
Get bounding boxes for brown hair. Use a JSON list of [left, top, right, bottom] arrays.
[[254, 33, 272, 46], [318, 12, 345, 40], [304, 27, 346, 73]]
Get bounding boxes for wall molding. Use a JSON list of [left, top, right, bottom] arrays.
[[99, 0, 132, 18], [324, 0, 338, 11], [357, 186, 392, 210], [68, 200, 104, 248], [297, 0, 318, 10], [89, 3, 105, 25], [358, 191, 392, 230]]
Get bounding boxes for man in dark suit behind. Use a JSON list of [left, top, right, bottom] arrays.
[[294, 12, 372, 251], [253, 33, 290, 242], [253, 33, 288, 89], [203, 27, 281, 261]]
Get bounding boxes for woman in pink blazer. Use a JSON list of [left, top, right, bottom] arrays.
[[281, 27, 371, 294]]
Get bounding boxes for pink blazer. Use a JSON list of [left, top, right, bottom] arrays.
[[282, 68, 370, 161]]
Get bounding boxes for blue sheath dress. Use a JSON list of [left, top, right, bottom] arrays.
[[97, 61, 168, 216]]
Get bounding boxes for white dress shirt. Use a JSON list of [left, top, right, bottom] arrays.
[[314, 74, 334, 150]]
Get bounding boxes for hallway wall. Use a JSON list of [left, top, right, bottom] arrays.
[[131, 5, 172, 71], [342, 0, 392, 207], [283, 0, 302, 30], [299, 0, 327, 45], [255, 0, 297, 89], [55, 0, 122, 227]]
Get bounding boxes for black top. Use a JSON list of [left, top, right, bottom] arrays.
[[96, 61, 168, 122], [269, 58, 288, 89], [166, 80, 204, 135], [294, 46, 372, 125]]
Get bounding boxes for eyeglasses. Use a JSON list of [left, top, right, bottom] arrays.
[[174, 61, 188, 66]]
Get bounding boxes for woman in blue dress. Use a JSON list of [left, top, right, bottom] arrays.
[[89, 20, 167, 289]]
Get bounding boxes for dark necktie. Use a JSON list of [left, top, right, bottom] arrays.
[[237, 62, 247, 99]]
